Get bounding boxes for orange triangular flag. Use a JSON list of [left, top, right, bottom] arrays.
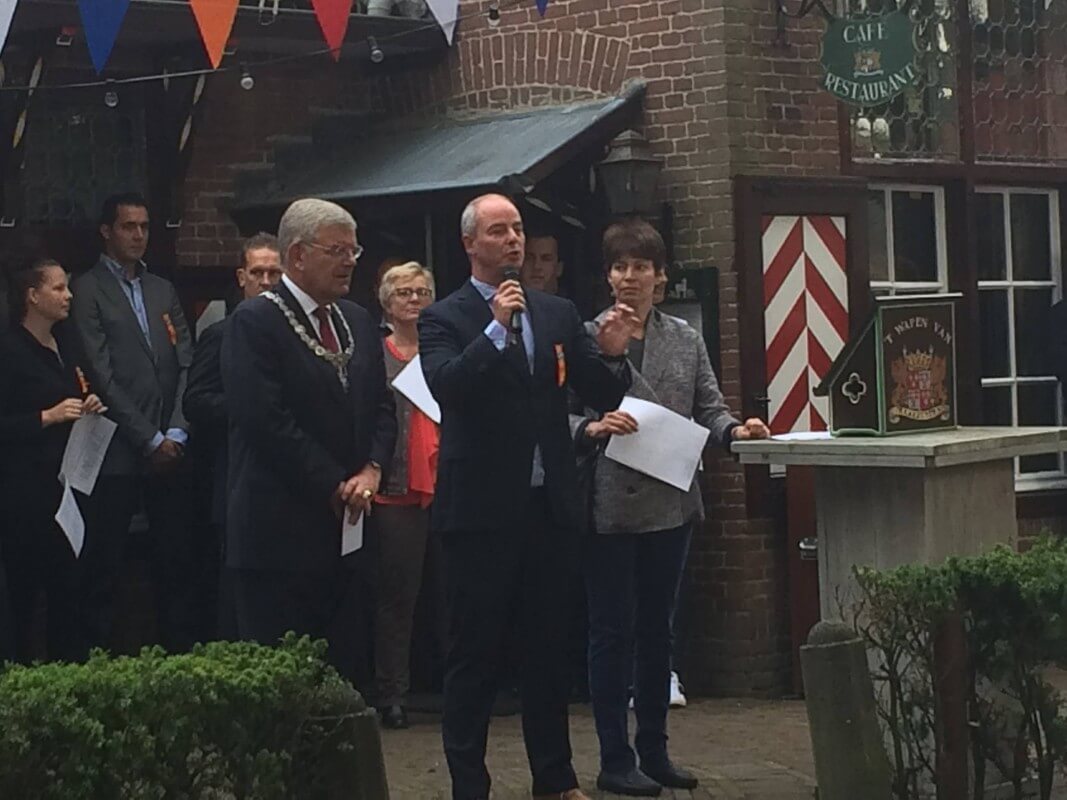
[[189, 0, 239, 69], [311, 0, 353, 61]]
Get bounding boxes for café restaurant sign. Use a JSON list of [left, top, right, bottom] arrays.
[[821, 11, 919, 106]]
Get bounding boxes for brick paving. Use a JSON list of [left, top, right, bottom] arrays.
[[380, 698, 816, 799]]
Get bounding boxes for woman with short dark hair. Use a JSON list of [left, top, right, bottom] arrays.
[[0, 258, 107, 662], [574, 219, 770, 796]]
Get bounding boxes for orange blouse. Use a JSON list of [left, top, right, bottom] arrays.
[[376, 339, 440, 509]]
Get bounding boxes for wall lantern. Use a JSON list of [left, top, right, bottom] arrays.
[[596, 129, 663, 217]]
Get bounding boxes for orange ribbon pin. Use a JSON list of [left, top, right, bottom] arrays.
[[554, 343, 566, 387], [162, 313, 178, 346], [75, 366, 90, 397]]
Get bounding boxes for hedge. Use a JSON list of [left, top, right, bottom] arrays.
[[0, 634, 388, 799], [854, 536, 1067, 800]]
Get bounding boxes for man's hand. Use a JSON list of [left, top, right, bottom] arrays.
[[491, 280, 526, 328], [596, 303, 643, 357], [731, 418, 771, 441], [149, 438, 184, 473], [585, 410, 640, 440], [338, 462, 383, 522]]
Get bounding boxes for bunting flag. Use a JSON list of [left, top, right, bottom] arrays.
[[189, 0, 239, 69], [0, 0, 17, 58], [310, 0, 353, 61], [425, 0, 458, 45], [78, 0, 130, 73], [535, 0, 549, 16]]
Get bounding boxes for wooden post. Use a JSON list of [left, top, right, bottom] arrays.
[[800, 620, 893, 800], [933, 610, 970, 800]]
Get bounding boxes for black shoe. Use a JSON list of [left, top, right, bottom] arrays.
[[641, 760, 698, 790], [379, 704, 409, 729], [596, 768, 662, 797]]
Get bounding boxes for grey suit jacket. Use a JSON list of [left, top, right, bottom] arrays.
[[572, 308, 740, 534], [70, 259, 192, 476]]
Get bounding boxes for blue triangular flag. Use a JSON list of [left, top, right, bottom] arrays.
[[78, 0, 130, 73], [536, 0, 548, 16]]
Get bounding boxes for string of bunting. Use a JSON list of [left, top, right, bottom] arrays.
[[0, 0, 554, 74]]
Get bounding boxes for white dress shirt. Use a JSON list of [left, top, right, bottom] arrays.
[[282, 274, 340, 346]]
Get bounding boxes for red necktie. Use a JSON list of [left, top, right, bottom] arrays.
[[313, 307, 340, 353]]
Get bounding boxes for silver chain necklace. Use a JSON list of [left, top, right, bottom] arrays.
[[263, 291, 355, 389]]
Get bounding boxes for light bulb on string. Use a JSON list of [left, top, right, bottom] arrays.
[[240, 65, 255, 90], [368, 36, 384, 64], [487, 3, 500, 26], [103, 81, 118, 108]]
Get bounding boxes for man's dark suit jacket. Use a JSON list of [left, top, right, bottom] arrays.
[[221, 282, 397, 572], [70, 259, 192, 476], [183, 319, 228, 525], [418, 280, 629, 534]]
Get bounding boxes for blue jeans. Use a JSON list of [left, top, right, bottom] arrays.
[[584, 523, 692, 774]]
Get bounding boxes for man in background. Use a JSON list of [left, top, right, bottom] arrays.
[[183, 233, 282, 637], [71, 192, 197, 653], [521, 230, 565, 295]]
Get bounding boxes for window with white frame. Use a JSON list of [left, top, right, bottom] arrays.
[[867, 185, 949, 295], [976, 187, 1064, 481]]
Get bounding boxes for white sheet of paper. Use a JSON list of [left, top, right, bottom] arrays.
[[341, 512, 365, 556], [59, 414, 117, 496], [55, 482, 85, 558], [603, 397, 711, 491], [391, 354, 441, 424], [0, 0, 17, 57]]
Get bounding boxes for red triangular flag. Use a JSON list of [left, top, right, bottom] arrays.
[[311, 0, 353, 61], [189, 0, 239, 68]]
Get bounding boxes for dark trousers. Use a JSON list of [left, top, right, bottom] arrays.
[[584, 523, 692, 775], [0, 471, 85, 663], [81, 472, 201, 654], [373, 503, 446, 707], [229, 560, 372, 690], [441, 489, 580, 800]]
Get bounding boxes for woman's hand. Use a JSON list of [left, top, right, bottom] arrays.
[[42, 398, 83, 427], [731, 418, 771, 440], [585, 410, 639, 440], [83, 394, 108, 415]]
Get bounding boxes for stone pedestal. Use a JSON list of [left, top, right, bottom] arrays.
[[733, 427, 1067, 619]]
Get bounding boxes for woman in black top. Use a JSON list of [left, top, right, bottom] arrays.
[[0, 258, 105, 662]]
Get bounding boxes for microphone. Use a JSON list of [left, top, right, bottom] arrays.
[[502, 268, 523, 338]]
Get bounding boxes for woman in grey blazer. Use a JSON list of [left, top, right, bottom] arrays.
[[574, 220, 769, 797]]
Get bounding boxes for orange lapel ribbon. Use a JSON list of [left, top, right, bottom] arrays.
[[163, 313, 178, 346]]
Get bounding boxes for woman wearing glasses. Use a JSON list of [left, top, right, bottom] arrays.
[[373, 261, 446, 729]]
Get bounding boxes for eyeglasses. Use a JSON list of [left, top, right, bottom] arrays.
[[393, 287, 433, 300], [303, 241, 364, 261]]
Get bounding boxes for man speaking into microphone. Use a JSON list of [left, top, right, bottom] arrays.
[[420, 194, 639, 800]]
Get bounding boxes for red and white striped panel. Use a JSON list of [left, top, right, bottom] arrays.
[[762, 215, 849, 434]]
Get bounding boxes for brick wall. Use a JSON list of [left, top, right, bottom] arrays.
[[177, 0, 856, 695]]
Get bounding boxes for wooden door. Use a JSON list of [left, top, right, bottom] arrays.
[[735, 176, 872, 694]]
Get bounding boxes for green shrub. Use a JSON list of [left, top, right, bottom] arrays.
[[0, 634, 386, 799], [854, 536, 1067, 800]]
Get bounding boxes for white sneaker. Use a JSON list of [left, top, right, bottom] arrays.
[[669, 671, 687, 708]]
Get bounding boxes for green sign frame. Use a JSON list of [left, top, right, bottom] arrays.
[[821, 11, 919, 106]]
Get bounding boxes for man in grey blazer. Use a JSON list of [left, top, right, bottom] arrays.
[[70, 192, 198, 654]]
